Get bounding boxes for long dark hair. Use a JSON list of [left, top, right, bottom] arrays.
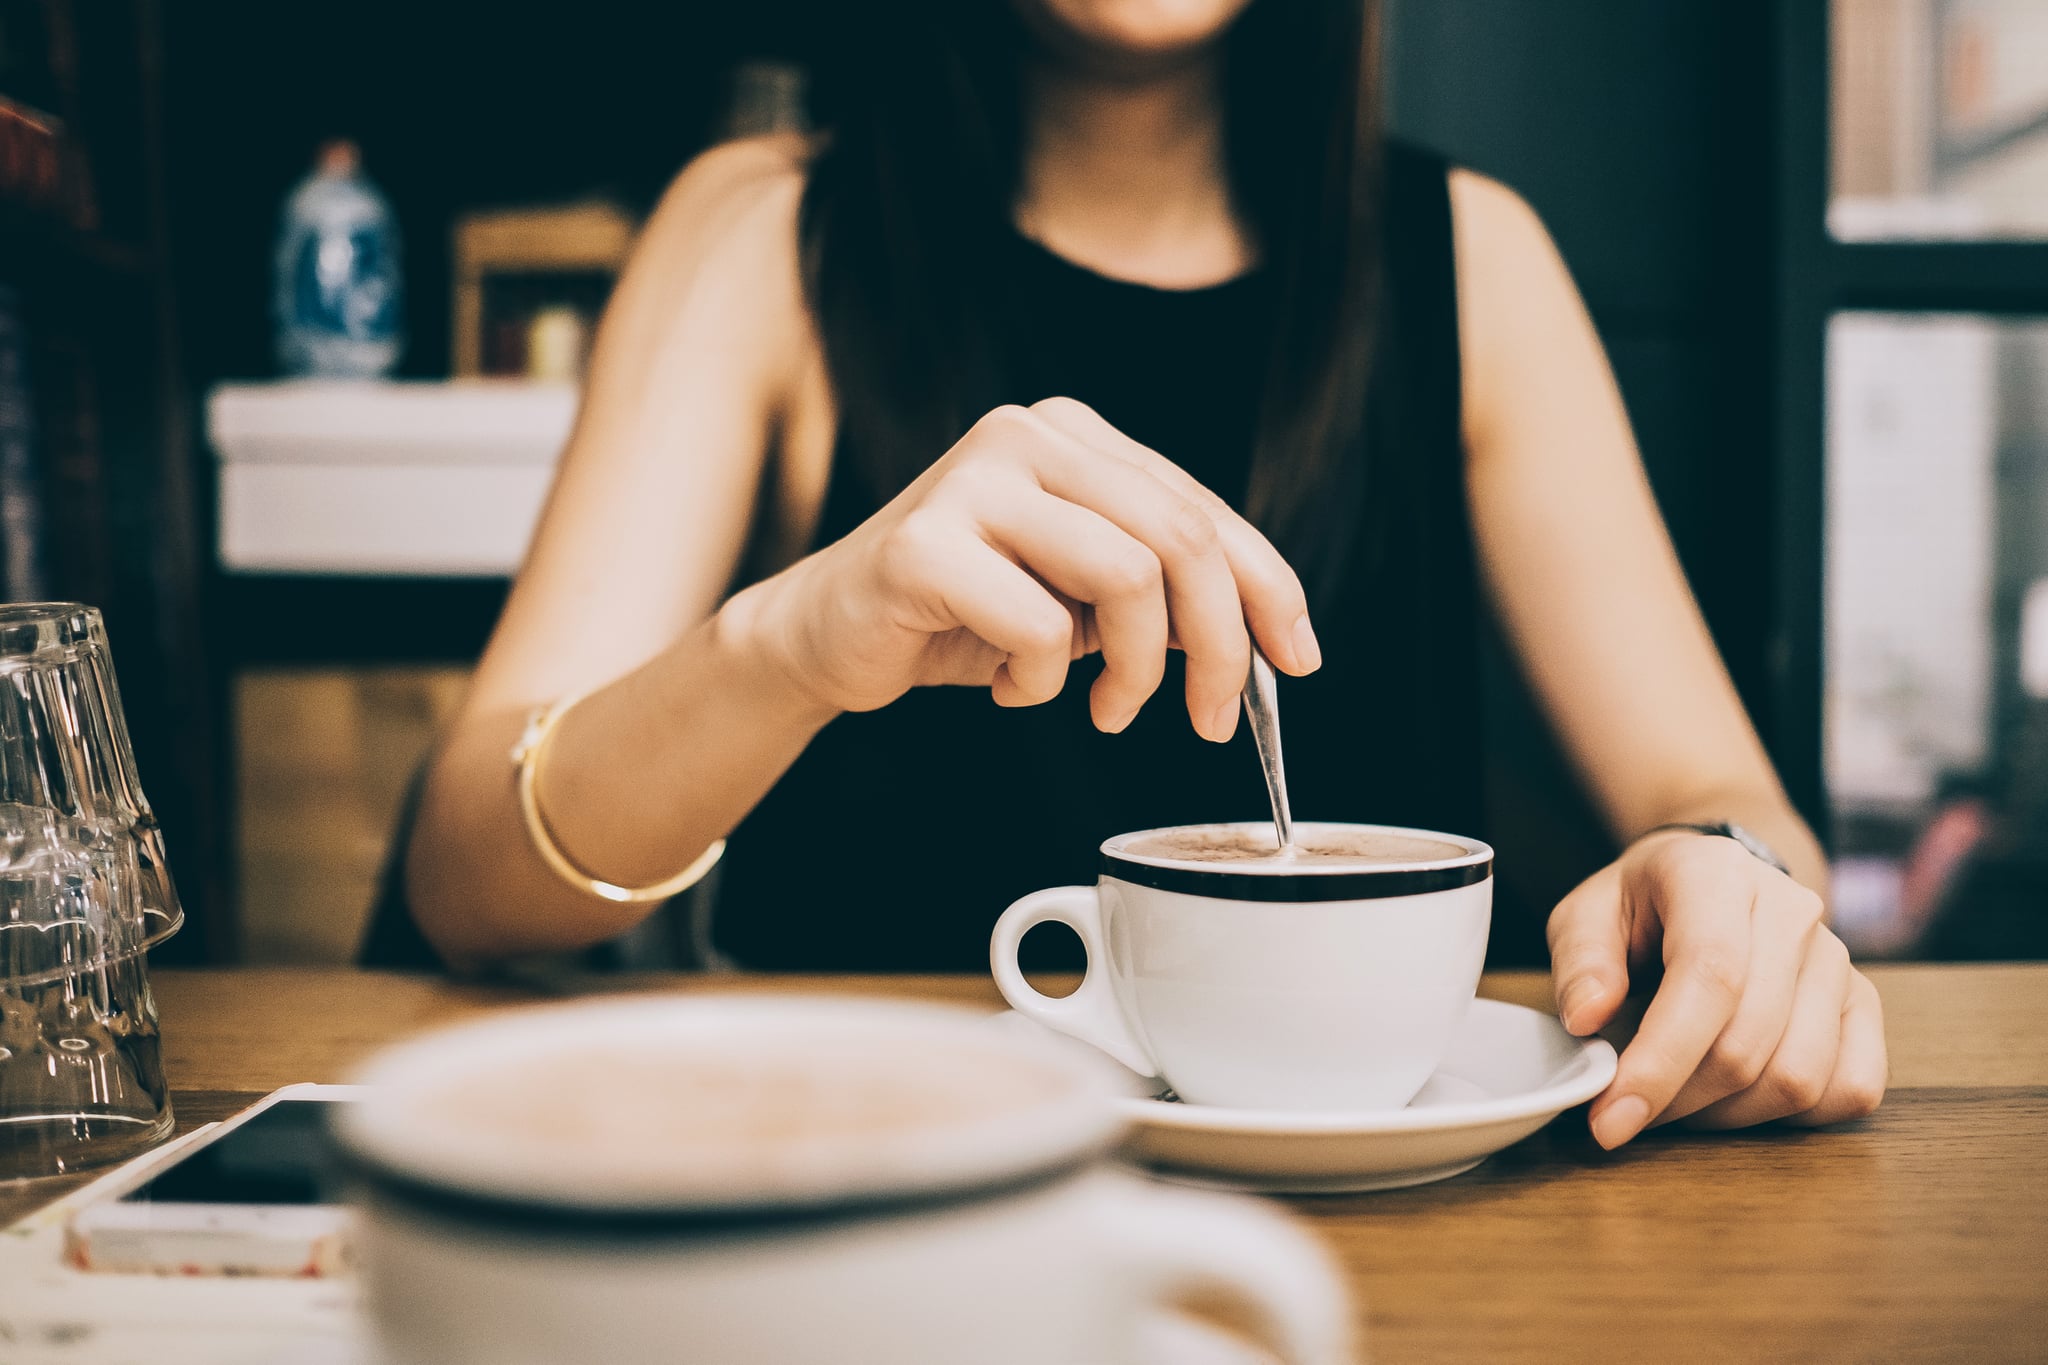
[[801, 0, 1384, 589]]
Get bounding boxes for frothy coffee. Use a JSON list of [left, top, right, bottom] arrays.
[[416, 1038, 1066, 1159], [339, 1006, 1142, 1226], [1119, 826, 1470, 868]]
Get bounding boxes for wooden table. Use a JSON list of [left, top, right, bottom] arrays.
[[7, 964, 2045, 1362]]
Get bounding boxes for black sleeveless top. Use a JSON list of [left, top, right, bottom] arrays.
[[709, 142, 1480, 972], [360, 141, 1481, 974]]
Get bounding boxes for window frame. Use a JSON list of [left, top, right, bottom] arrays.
[[1773, 1, 2048, 834]]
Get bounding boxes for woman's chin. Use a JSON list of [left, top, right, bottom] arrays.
[[1014, 0, 1254, 75]]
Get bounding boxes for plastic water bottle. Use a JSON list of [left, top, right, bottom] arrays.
[[273, 140, 403, 378]]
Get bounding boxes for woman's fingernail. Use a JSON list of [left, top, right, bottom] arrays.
[[1591, 1094, 1650, 1150], [1559, 975, 1601, 1027], [1210, 698, 1241, 742], [1291, 615, 1322, 672]]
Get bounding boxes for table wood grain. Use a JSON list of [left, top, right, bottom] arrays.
[[5, 964, 2042, 1362]]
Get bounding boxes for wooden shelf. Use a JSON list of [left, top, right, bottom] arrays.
[[453, 200, 635, 376]]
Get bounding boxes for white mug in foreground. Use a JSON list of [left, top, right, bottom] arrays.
[[332, 995, 1355, 1365], [991, 822, 1493, 1111]]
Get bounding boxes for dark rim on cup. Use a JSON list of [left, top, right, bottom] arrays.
[[332, 1138, 1097, 1241], [1101, 824, 1492, 902]]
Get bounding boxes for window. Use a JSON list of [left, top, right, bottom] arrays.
[[1825, 314, 2048, 951], [1833, 0, 2048, 239], [1775, 6, 2048, 957]]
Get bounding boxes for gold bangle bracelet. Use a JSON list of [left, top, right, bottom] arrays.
[[511, 694, 725, 904]]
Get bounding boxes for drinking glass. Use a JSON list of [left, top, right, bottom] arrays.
[[0, 603, 180, 1179]]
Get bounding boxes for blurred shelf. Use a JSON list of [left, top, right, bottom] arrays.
[[209, 379, 576, 577], [0, 194, 149, 278]]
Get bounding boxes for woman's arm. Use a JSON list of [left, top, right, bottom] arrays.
[[1452, 170, 1819, 887], [1450, 168, 1885, 1145], [406, 137, 834, 967]]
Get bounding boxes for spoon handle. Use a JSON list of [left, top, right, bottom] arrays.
[[1242, 650, 1294, 853]]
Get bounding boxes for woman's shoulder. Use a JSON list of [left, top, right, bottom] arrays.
[[1429, 152, 1591, 455], [1381, 138, 1539, 238], [1376, 137, 1540, 229], [1446, 168, 1544, 248], [641, 133, 815, 264], [1380, 138, 1556, 302], [672, 132, 815, 194], [616, 134, 822, 393], [1441, 160, 1560, 310]]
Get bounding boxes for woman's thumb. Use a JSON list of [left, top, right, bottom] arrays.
[[1545, 876, 1631, 1036]]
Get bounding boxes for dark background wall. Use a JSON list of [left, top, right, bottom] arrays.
[[161, 1, 1790, 964]]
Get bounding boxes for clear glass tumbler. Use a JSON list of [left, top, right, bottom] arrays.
[[0, 604, 181, 1179]]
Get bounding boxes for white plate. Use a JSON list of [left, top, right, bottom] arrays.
[[993, 999, 1616, 1194]]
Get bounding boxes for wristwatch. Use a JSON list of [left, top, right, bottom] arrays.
[[1642, 821, 1789, 876]]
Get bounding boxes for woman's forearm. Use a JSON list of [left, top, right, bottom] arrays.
[[405, 590, 836, 967]]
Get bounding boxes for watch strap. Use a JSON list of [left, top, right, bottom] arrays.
[[1641, 821, 1789, 876]]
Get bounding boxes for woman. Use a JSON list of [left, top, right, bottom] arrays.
[[391, 0, 1886, 1149]]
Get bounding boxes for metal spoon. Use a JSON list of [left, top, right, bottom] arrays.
[[1241, 649, 1295, 854]]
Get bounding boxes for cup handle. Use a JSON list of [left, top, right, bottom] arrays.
[[1107, 1176, 1357, 1365], [989, 885, 1155, 1077]]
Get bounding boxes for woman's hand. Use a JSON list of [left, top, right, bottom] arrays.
[[1546, 831, 1888, 1148], [722, 396, 1321, 740]]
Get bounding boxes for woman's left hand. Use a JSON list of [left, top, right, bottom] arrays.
[[1546, 831, 1888, 1149]]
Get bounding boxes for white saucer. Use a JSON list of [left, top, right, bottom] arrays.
[[992, 999, 1616, 1194]]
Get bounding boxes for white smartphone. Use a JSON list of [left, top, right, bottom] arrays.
[[65, 1082, 363, 1277]]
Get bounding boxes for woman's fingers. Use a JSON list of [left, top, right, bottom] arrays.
[[1547, 829, 1884, 1146], [878, 513, 1077, 705], [1026, 397, 1320, 678], [1681, 930, 1850, 1130], [903, 399, 1320, 739], [1588, 840, 1755, 1149], [1656, 877, 1824, 1124], [1544, 862, 1631, 1036], [1013, 410, 1251, 741], [1782, 968, 1887, 1128], [961, 485, 1171, 732]]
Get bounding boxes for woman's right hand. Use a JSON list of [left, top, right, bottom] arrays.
[[723, 396, 1322, 742]]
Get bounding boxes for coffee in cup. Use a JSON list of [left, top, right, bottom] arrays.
[[334, 995, 1355, 1365], [1118, 826, 1470, 866], [991, 821, 1492, 1111]]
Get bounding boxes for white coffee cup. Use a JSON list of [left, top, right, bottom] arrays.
[[991, 821, 1493, 1111], [333, 995, 1355, 1365]]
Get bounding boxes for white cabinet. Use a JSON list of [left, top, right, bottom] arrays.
[[209, 380, 576, 576]]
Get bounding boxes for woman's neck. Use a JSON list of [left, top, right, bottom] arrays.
[[1015, 57, 1251, 289]]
